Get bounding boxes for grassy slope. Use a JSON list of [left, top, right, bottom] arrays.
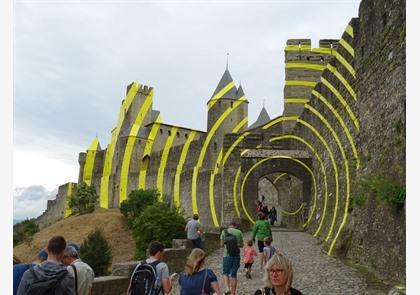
[[13, 208, 135, 265]]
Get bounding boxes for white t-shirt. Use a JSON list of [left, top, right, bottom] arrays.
[[185, 219, 201, 239], [67, 259, 95, 295]]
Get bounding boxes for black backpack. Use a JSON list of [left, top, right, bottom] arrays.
[[224, 229, 240, 257], [26, 267, 68, 295], [128, 260, 163, 295]]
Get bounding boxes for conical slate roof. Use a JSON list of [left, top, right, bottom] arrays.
[[87, 136, 101, 151], [211, 69, 237, 99], [235, 84, 245, 99], [248, 106, 271, 129]]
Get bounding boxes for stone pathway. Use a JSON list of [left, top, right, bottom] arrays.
[[171, 230, 372, 294]]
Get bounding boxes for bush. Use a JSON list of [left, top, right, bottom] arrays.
[[70, 182, 98, 214], [132, 202, 186, 259], [80, 228, 112, 276], [13, 219, 39, 247], [120, 189, 159, 229], [348, 194, 367, 212]]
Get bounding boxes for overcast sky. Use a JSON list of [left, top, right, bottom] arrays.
[[13, 0, 361, 221]]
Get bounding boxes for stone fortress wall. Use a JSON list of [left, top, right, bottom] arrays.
[[36, 0, 405, 284]]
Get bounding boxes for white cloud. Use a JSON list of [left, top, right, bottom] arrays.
[[13, 185, 58, 221], [13, 149, 78, 191]]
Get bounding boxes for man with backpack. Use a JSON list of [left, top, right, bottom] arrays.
[[127, 241, 174, 295], [220, 221, 243, 295], [17, 235, 76, 295], [13, 249, 48, 295]]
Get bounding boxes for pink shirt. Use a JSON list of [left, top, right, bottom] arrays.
[[243, 246, 256, 263]]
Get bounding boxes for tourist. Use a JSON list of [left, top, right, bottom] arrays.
[[178, 248, 220, 294], [220, 220, 243, 295], [17, 235, 75, 295], [62, 245, 95, 295], [254, 253, 302, 295], [262, 237, 276, 267], [252, 212, 273, 272], [128, 240, 175, 295], [268, 207, 277, 226], [13, 249, 48, 295], [262, 205, 269, 218], [185, 214, 203, 249], [243, 240, 257, 279]]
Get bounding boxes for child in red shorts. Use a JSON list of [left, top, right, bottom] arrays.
[[243, 239, 257, 279]]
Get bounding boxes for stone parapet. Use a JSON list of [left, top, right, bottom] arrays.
[[91, 276, 130, 295]]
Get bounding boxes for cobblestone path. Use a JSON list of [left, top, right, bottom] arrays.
[[171, 229, 373, 294]]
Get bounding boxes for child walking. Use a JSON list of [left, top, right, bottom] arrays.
[[262, 236, 276, 267], [243, 240, 256, 279]]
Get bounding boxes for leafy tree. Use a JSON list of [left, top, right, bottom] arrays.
[[80, 227, 112, 276], [70, 182, 98, 214], [120, 189, 159, 229], [132, 202, 186, 259], [13, 219, 39, 247]]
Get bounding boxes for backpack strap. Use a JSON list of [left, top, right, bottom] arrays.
[[70, 264, 78, 295]]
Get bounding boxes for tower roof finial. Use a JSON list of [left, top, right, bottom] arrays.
[[226, 52, 229, 70]]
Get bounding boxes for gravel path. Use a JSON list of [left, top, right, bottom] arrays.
[[171, 229, 370, 294]]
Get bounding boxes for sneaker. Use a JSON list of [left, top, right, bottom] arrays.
[[224, 291, 231, 295]]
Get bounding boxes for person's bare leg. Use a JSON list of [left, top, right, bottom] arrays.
[[259, 253, 264, 270], [223, 275, 230, 293], [230, 277, 238, 295]]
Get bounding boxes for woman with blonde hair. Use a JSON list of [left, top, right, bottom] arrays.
[[254, 252, 302, 295], [179, 248, 221, 294]]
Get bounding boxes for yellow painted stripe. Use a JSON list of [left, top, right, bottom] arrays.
[[222, 132, 250, 166], [285, 62, 326, 71], [100, 83, 140, 208], [65, 183, 73, 217], [191, 97, 246, 214], [138, 115, 163, 189], [263, 116, 299, 130], [209, 149, 224, 226], [284, 98, 310, 104], [321, 77, 359, 130], [285, 44, 312, 51], [311, 47, 337, 55], [296, 118, 340, 240], [339, 38, 355, 57], [335, 51, 356, 78], [273, 173, 286, 184], [282, 203, 304, 216], [270, 135, 329, 237], [240, 156, 317, 227], [119, 90, 153, 203], [326, 64, 357, 101], [304, 105, 351, 255], [156, 126, 178, 201], [207, 81, 235, 110], [256, 144, 262, 148], [233, 167, 242, 218], [312, 90, 359, 169], [82, 137, 99, 186], [173, 130, 196, 207], [231, 116, 248, 133], [345, 24, 354, 38], [285, 80, 317, 87]]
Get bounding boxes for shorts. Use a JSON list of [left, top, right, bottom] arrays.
[[257, 240, 265, 253], [190, 237, 202, 249], [244, 262, 253, 269], [223, 256, 240, 278]]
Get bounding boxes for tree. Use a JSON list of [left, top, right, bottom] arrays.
[[70, 182, 98, 214], [80, 227, 112, 276], [120, 189, 159, 229], [13, 219, 39, 247], [132, 202, 186, 259]]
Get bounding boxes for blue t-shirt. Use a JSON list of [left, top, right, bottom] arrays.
[[179, 268, 217, 295], [13, 263, 35, 295]]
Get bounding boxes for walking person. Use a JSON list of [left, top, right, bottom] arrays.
[[254, 253, 302, 295], [178, 248, 221, 294], [185, 214, 203, 249], [243, 240, 257, 279], [262, 237, 276, 267], [17, 235, 75, 295], [62, 245, 95, 295], [252, 212, 273, 272], [220, 221, 243, 295], [13, 249, 48, 295], [268, 207, 277, 226], [127, 241, 176, 295]]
